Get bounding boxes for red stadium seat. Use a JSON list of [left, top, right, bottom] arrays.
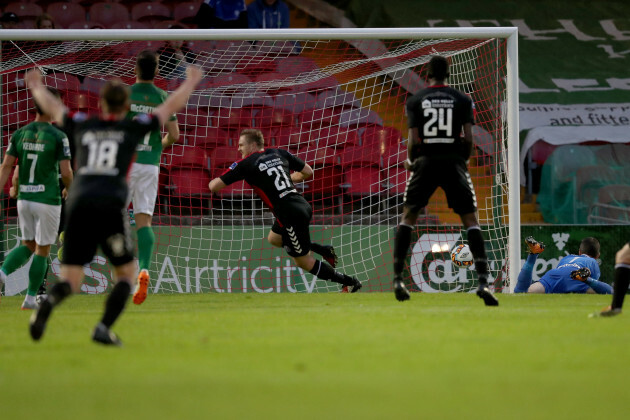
[[296, 146, 340, 167], [46, 2, 87, 29], [381, 166, 409, 195], [382, 144, 406, 168], [88, 3, 130, 28], [290, 76, 338, 95], [68, 20, 105, 29], [340, 145, 382, 167], [214, 107, 253, 131], [5, 3, 43, 20], [273, 92, 317, 113], [173, 2, 199, 23], [110, 20, 151, 29], [210, 73, 252, 91], [269, 126, 299, 151], [189, 127, 230, 150], [275, 56, 319, 76], [316, 126, 359, 149], [361, 126, 402, 148], [169, 147, 209, 169], [74, 90, 100, 112], [236, 55, 277, 77], [209, 146, 241, 175], [315, 89, 361, 111], [298, 108, 339, 129], [169, 168, 212, 197], [131, 2, 172, 23], [344, 167, 383, 197], [338, 108, 383, 128], [254, 107, 295, 130], [179, 108, 210, 132]]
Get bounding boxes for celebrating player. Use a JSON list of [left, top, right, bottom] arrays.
[[25, 65, 202, 345], [126, 50, 181, 305], [392, 55, 498, 305], [208, 129, 361, 292], [593, 242, 630, 316], [515, 236, 611, 294], [0, 87, 73, 310]]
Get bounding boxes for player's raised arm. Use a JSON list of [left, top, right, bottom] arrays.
[[153, 65, 203, 126], [291, 162, 313, 183], [463, 122, 473, 160], [24, 69, 67, 123]]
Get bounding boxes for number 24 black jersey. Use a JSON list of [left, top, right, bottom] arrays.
[[220, 148, 306, 210], [406, 85, 474, 160]]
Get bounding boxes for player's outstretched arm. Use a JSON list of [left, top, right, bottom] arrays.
[[161, 120, 180, 148], [60, 160, 73, 199], [404, 127, 419, 170], [9, 165, 19, 198], [290, 163, 313, 183], [154, 65, 203, 126], [209, 177, 226, 193], [24, 69, 67, 123]]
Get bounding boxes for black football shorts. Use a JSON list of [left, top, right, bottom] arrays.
[[271, 194, 313, 257]]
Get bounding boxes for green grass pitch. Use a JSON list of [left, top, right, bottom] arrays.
[[1, 293, 629, 420]]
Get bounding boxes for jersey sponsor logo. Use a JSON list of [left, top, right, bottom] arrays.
[[422, 99, 432, 109], [423, 137, 455, 144], [62, 137, 71, 157], [136, 144, 153, 152], [20, 184, 45, 193], [229, 162, 238, 170], [278, 189, 297, 198], [22, 142, 46, 152], [258, 162, 268, 171]]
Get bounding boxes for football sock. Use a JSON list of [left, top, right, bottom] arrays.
[[515, 253, 538, 293], [49, 281, 72, 306], [101, 281, 131, 328], [137, 226, 155, 272], [309, 260, 353, 286], [393, 224, 413, 275], [611, 265, 630, 309], [26, 254, 48, 296], [467, 226, 489, 285], [1, 245, 33, 276]]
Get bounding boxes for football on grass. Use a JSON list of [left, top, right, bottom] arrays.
[[451, 244, 474, 267]]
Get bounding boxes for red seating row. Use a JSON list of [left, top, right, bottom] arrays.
[[4, 1, 199, 29]]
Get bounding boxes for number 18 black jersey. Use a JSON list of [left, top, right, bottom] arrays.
[[60, 112, 160, 205], [406, 85, 474, 160], [219, 148, 306, 210]]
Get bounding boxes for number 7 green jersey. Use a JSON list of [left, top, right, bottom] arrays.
[[6, 121, 71, 205], [127, 82, 177, 166]]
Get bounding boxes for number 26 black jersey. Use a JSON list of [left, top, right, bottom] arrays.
[[406, 85, 474, 160], [220, 148, 306, 210]]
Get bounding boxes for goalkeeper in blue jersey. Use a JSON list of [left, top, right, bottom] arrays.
[[515, 236, 612, 294]]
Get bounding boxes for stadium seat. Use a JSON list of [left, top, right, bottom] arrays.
[[361, 126, 402, 148], [296, 147, 344, 211], [275, 56, 319, 76], [110, 20, 151, 29], [253, 73, 291, 95], [68, 20, 105, 29], [343, 167, 383, 197], [73, 90, 100, 112], [338, 108, 383, 128], [273, 92, 317, 114], [5, 3, 43, 20], [179, 108, 210, 132], [230, 95, 274, 110], [210, 73, 252, 92], [213, 107, 253, 131], [131, 2, 172, 23], [189, 127, 231, 150], [169, 147, 210, 169], [290, 76, 338, 95], [2, 93, 30, 129], [298, 108, 339, 129], [236, 54, 277, 76], [340, 145, 381, 168], [382, 144, 406, 168], [173, 2, 199, 24], [169, 168, 212, 198], [316, 126, 360, 149], [296, 146, 341, 167], [381, 166, 409, 195], [269, 126, 299, 151], [209, 146, 242, 175], [254, 107, 295, 130], [88, 3, 130, 28], [46, 2, 87, 29], [315, 89, 361, 111], [186, 40, 215, 55]]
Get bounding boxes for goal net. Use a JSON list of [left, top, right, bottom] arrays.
[[0, 28, 519, 296]]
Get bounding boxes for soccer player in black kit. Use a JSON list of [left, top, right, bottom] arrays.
[[25, 66, 202, 345], [392, 55, 498, 306], [593, 242, 630, 317], [209, 129, 362, 293]]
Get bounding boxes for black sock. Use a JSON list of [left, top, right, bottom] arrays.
[[612, 266, 630, 310], [309, 260, 352, 286], [393, 225, 413, 275], [101, 281, 131, 329], [49, 281, 72, 306], [310, 243, 326, 255], [467, 227, 489, 285]]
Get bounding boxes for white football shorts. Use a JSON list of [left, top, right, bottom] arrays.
[[126, 162, 160, 216], [17, 200, 62, 246]]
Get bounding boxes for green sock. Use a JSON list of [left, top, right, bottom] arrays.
[[27, 254, 48, 296], [137, 226, 155, 272], [1, 245, 33, 276]]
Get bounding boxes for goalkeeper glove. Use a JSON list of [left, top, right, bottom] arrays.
[[570, 267, 591, 282]]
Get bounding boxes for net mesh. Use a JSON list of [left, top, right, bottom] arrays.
[[0, 34, 510, 295]]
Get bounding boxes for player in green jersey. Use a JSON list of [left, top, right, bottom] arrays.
[[126, 50, 181, 305], [0, 87, 73, 309]]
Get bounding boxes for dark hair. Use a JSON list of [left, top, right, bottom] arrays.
[[35, 13, 55, 29], [240, 129, 265, 148], [100, 79, 129, 114], [428, 55, 450, 80], [579, 237, 600, 258], [33, 86, 60, 115], [136, 50, 158, 81]]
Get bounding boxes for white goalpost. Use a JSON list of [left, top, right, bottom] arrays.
[[0, 27, 519, 295]]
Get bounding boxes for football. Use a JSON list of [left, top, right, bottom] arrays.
[[451, 244, 474, 267]]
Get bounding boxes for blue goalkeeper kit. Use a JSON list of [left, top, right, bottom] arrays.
[[539, 254, 601, 293]]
